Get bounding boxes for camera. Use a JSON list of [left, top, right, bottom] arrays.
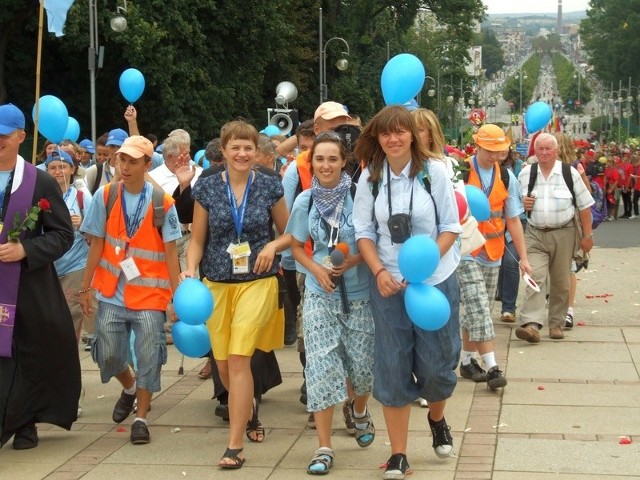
[[388, 213, 412, 244]]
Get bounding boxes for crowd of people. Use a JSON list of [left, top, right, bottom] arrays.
[[1, 97, 637, 479]]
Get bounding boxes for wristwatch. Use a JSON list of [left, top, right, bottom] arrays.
[[583, 233, 594, 239]]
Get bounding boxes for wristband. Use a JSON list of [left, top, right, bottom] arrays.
[[583, 233, 593, 239], [374, 267, 387, 279], [77, 287, 93, 294]]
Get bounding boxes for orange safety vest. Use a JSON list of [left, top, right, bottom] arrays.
[[466, 163, 509, 261], [295, 151, 314, 257], [92, 182, 173, 311]]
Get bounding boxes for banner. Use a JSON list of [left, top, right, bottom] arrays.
[[43, 0, 75, 37]]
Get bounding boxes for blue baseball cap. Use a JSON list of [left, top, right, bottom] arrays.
[[106, 128, 128, 147], [79, 138, 95, 154], [44, 149, 74, 168], [155, 143, 164, 153], [0, 103, 26, 135]]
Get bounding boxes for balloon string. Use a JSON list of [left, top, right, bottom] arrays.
[[479, 218, 523, 267]]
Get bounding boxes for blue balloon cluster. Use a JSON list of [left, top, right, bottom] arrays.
[[119, 68, 146, 103], [32, 95, 68, 143], [172, 278, 214, 358], [64, 117, 80, 143], [525, 101, 552, 134], [398, 235, 450, 331], [172, 322, 211, 358], [381, 54, 426, 105], [464, 185, 491, 222]]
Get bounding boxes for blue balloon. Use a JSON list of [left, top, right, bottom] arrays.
[[524, 101, 552, 134], [404, 283, 451, 331], [32, 95, 68, 143], [119, 68, 146, 103], [194, 149, 205, 166], [172, 322, 211, 358], [381, 54, 426, 105], [63, 117, 80, 142], [173, 278, 214, 325], [403, 98, 419, 111], [398, 235, 440, 284], [464, 185, 490, 222], [263, 125, 280, 137]]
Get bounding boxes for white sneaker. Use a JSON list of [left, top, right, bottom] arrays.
[[630, 215, 637, 219]]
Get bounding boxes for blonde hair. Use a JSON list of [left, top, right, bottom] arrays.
[[553, 132, 576, 164], [411, 108, 445, 160]]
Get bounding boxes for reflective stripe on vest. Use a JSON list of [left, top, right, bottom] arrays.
[[92, 182, 173, 310], [466, 164, 509, 261]]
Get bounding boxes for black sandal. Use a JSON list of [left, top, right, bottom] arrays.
[[218, 447, 245, 469], [246, 399, 265, 443]]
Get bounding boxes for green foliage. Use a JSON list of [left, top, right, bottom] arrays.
[[502, 55, 541, 112], [551, 52, 592, 112], [1, 0, 486, 146], [581, 0, 640, 87]]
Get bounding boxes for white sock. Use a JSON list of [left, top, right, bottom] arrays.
[[124, 383, 136, 395], [481, 352, 497, 370], [353, 407, 366, 418], [567, 307, 574, 316], [461, 350, 476, 366], [133, 417, 148, 425]]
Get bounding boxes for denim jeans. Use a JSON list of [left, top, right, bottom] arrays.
[[497, 240, 520, 313]]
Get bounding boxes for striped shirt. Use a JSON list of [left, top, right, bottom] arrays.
[[518, 160, 594, 229]]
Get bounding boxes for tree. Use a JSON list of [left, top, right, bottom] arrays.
[[581, 0, 640, 87]]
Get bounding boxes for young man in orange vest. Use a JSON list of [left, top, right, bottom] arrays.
[[78, 136, 181, 445], [457, 125, 532, 390]]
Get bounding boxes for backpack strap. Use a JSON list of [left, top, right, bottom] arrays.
[[91, 162, 103, 195], [560, 162, 576, 207], [418, 168, 439, 226], [526, 163, 538, 219], [527, 163, 576, 219], [106, 182, 166, 238]]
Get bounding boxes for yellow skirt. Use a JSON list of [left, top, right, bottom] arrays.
[[203, 276, 284, 360]]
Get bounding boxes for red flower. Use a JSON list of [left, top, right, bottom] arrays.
[[38, 198, 51, 211], [6, 197, 51, 243]]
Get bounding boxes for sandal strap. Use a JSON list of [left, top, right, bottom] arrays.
[[308, 447, 334, 471], [221, 446, 243, 459]]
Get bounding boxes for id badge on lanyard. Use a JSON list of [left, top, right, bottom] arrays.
[[226, 170, 253, 275]]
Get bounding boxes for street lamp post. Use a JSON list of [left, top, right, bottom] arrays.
[[318, 7, 349, 104], [518, 64, 527, 114], [459, 87, 474, 145]]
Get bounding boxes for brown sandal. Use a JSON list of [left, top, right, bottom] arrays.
[[198, 359, 212, 380]]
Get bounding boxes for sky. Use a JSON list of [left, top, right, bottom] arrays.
[[483, 0, 590, 15]]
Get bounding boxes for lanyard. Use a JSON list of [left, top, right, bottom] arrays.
[[226, 169, 253, 242], [473, 155, 495, 195], [121, 182, 148, 239], [386, 162, 413, 218], [0, 170, 14, 222]]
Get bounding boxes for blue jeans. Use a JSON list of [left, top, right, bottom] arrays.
[[369, 273, 461, 406], [497, 240, 520, 313]]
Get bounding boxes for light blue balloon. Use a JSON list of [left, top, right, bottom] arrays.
[[32, 95, 68, 143], [381, 54, 426, 105], [201, 158, 210, 169], [194, 149, 205, 165], [173, 278, 214, 325], [524, 101, 552, 134], [63, 117, 80, 142], [403, 98, 419, 111], [404, 283, 451, 331], [263, 125, 280, 137], [172, 322, 211, 358], [119, 68, 146, 103], [464, 185, 490, 222], [398, 235, 440, 283]]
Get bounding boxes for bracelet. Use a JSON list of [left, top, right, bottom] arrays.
[[374, 267, 387, 279], [77, 287, 93, 294], [583, 233, 594, 239]]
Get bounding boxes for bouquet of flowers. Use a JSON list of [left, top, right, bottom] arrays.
[[7, 198, 51, 243]]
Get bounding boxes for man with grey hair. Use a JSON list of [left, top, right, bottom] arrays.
[[516, 133, 594, 342], [149, 132, 202, 272]]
